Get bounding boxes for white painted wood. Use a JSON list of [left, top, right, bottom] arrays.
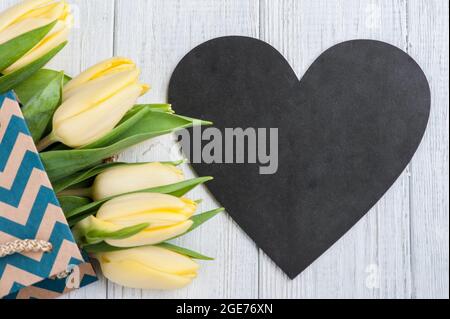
[[407, 0, 449, 299], [0, 0, 447, 299]]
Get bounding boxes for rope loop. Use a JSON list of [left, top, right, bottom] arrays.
[[0, 239, 73, 279]]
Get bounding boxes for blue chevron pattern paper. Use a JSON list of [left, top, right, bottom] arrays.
[[0, 91, 96, 299]]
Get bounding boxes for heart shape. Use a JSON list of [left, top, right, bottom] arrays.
[[168, 37, 430, 279]]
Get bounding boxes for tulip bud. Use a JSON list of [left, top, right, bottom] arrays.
[[91, 162, 184, 201], [97, 246, 199, 290], [39, 57, 149, 149], [0, 0, 72, 74], [73, 193, 196, 247]]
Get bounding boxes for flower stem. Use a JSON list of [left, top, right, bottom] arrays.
[[58, 187, 92, 198], [37, 133, 57, 152]]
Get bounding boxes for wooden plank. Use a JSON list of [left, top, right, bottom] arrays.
[[46, 0, 116, 76], [407, 0, 449, 299], [259, 0, 413, 298], [112, 0, 260, 299]]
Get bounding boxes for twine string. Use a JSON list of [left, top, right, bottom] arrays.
[[0, 239, 53, 258], [0, 239, 73, 279]]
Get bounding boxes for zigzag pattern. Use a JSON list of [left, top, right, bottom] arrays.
[[3, 262, 97, 299], [0, 93, 85, 298]]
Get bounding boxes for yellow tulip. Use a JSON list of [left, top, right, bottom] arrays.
[[73, 193, 196, 247], [38, 57, 149, 149], [91, 162, 184, 201], [97, 246, 199, 290], [0, 0, 72, 73]]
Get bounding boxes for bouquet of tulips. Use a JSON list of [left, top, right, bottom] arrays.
[[0, 0, 222, 290]]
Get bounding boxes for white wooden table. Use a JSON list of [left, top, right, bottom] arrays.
[[2, 0, 448, 299]]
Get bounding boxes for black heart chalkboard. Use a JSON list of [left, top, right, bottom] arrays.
[[168, 37, 430, 279]]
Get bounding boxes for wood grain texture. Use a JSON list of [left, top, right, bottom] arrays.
[[407, 0, 449, 299], [0, 0, 447, 299]]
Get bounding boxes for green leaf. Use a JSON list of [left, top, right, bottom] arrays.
[[83, 106, 196, 151], [0, 41, 67, 94], [53, 162, 125, 193], [116, 105, 159, 127], [146, 176, 213, 198], [41, 111, 210, 182], [123, 104, 174, 120], [66, 177, 213, 226], [82, 107, 149, 150], [85, 223, 149, 245], [156, 243, 214, 260], [58, 196, 91, 214], [14, 70, 63, 142], [133, 103, 174, 113], [67, 211, 94, 227], [13, 69, 60, 104], [83, 241, 213, 260], [82, 241, 123, 253], [174, 208, 224, 239], [145, 104, 174, 113], [63, 73, 72, 84], [0, 21, 57, 72], [162, 159, 186, 166]]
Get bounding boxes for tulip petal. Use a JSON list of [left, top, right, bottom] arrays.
[[53, 83, 143, 147], [100, 259, 194, 290], [63, 64, 146, 102], [0, 0, 53, 32], [53, 162, 125, 193], [100, 246, 199, 275], [92, 162, 184, 200], [14, 1, 66, 23], [57, 67, 140, 120], [63, 57, 135, 97], [98, 246, 199, 289]]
